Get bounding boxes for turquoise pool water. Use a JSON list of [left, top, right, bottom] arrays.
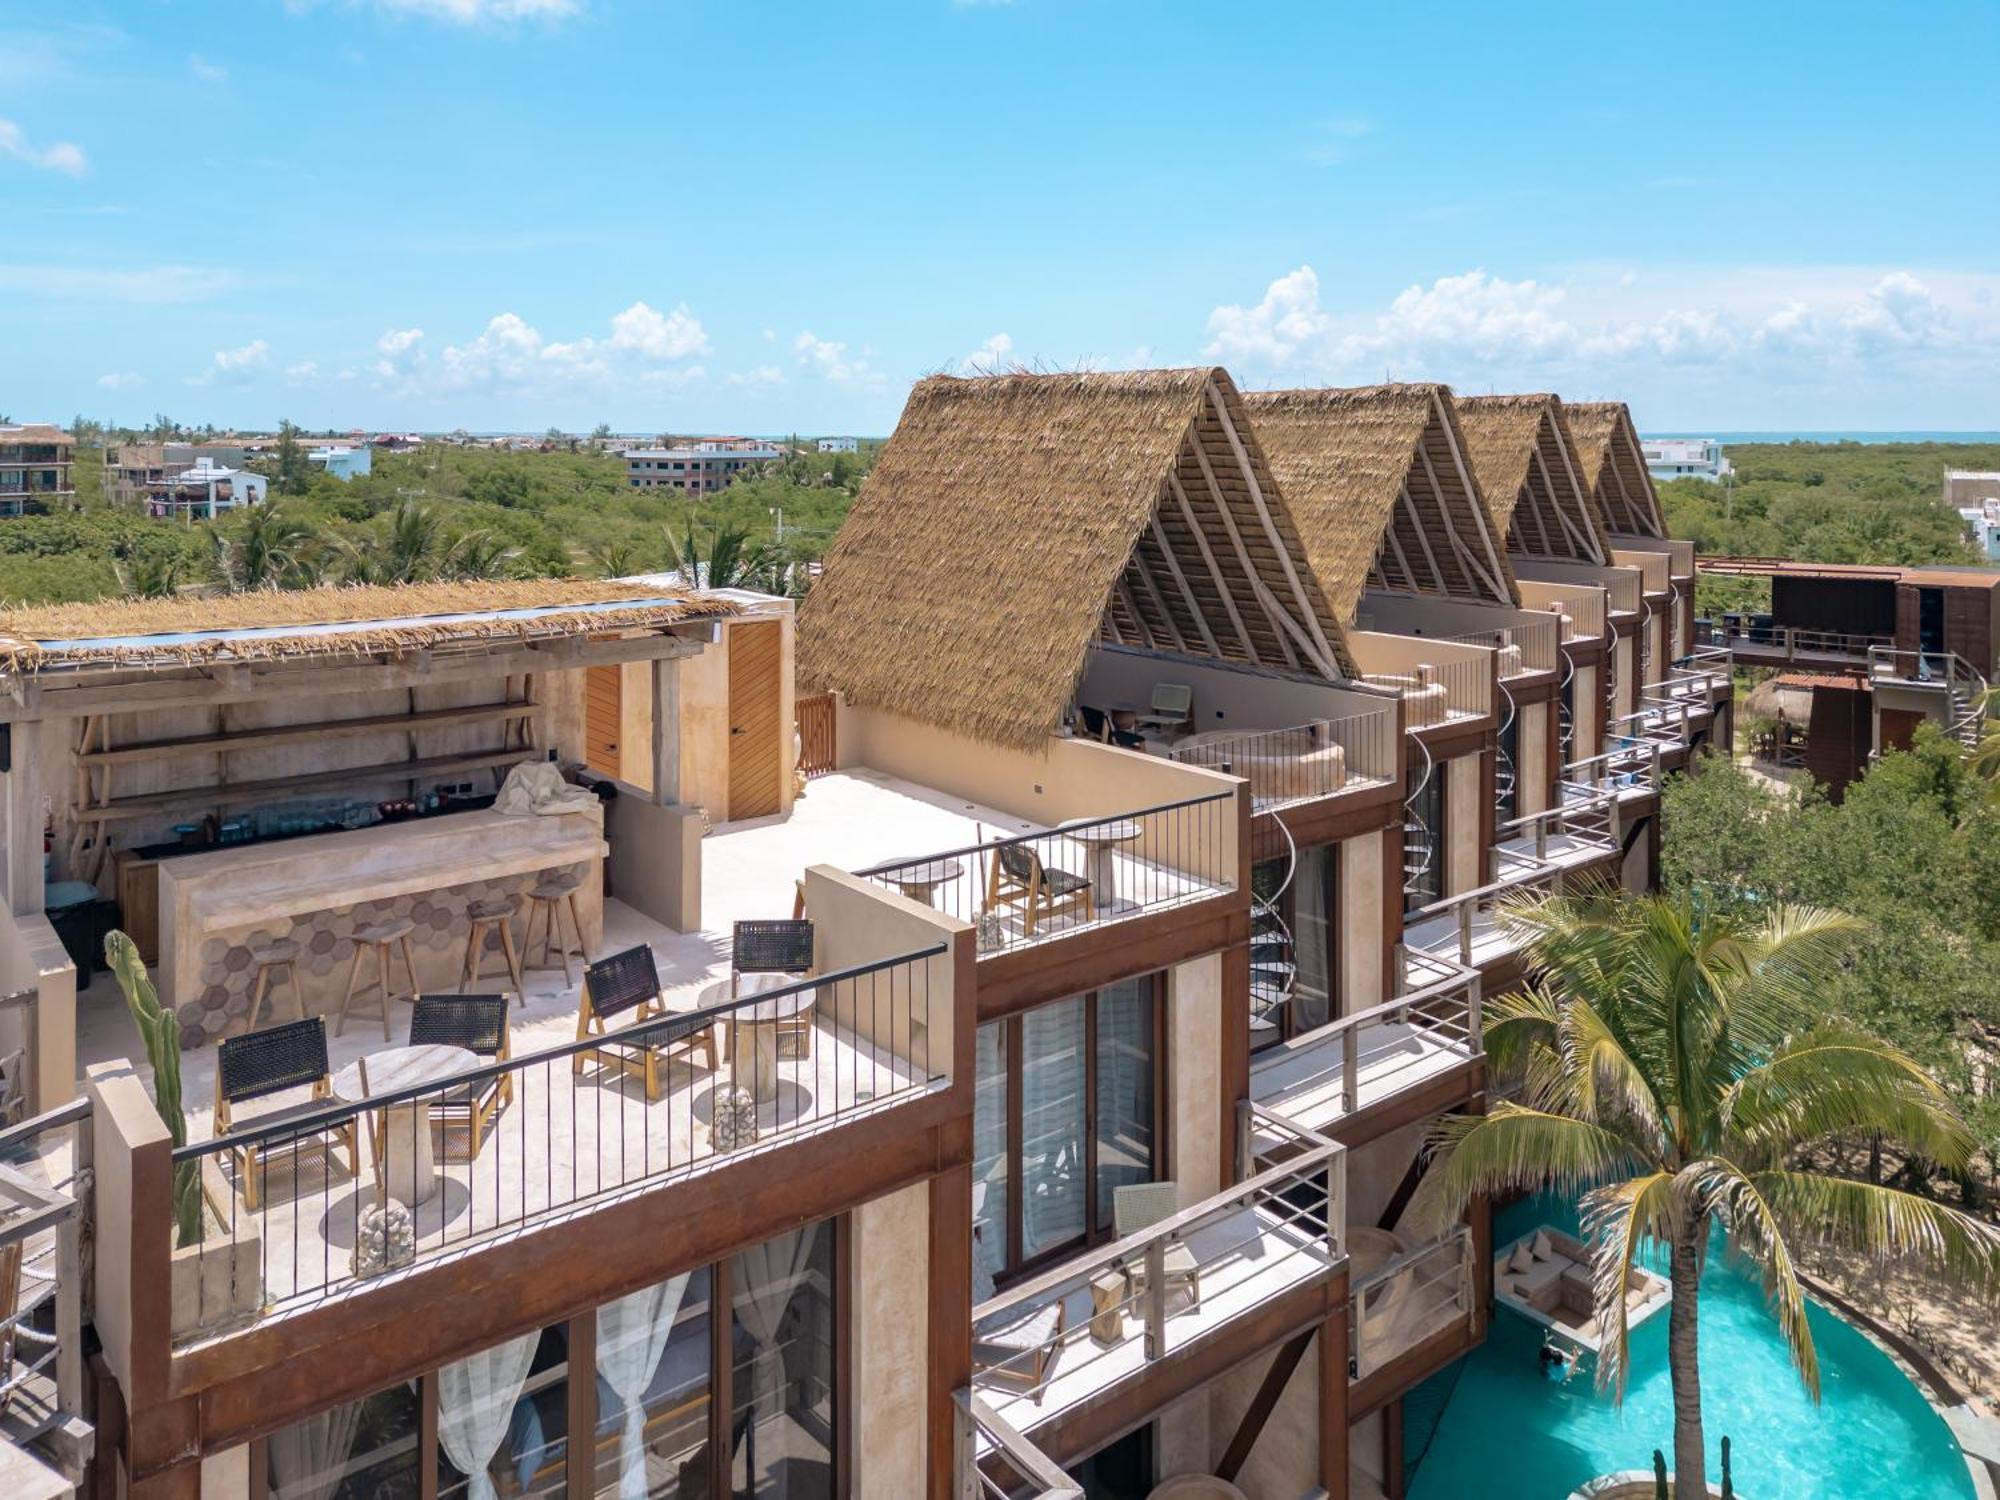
[[1406, 1196, 1973, 1500]]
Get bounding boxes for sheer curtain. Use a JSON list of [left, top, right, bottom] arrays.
[[597, 1273, 693, 1500], [735, 1226, 820, 1424], [1294, 846, 1333, 1030], [1093, 981, 1154, 1231], [972, 1022, 1009, 1299], [1020, 997, 1086, 1259], [267, 1398, 365, 1500], [437, 1330, 539, 1500]]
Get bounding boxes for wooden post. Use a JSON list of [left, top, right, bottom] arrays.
[[650, 655, 679, 807], [1319, 1300, 1351, 1496], [5, 727, 44, 914]]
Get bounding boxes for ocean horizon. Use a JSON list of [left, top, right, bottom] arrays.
[[1647, 431, 2000, 446]]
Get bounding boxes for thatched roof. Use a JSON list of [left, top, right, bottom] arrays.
[[1563, 401, 1665, 538], [796, 367, 1357, 750], [0, 578, 736, 674], [1454, 395, 1609, 564], [1242, 384, 1518, 622]]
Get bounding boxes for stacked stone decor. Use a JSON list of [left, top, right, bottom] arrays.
[[177, 866, 585, 1046]]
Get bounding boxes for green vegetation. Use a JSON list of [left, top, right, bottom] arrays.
[[2, 436, 878, 604], [1418, 884, 2000, 1495], [1662, 439, 1999, 565]]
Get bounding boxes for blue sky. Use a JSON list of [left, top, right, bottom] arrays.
[[4, 0, 1998, 434]]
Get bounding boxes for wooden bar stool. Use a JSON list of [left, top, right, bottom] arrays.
[[336, 916, 420, 1040], [246, 938, 302, 1028], [460, 894, 525, 994], [523, 872, 587, 985]]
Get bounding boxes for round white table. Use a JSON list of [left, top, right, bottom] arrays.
[[883, 856, 965, 907], [702, 973, 816, 1103], [332, 1044, 477, 1207], [1060, 817, 1143, 910]]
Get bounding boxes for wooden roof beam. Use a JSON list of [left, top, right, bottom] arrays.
[[1147, 515, 1223, 657], [1185, 435, 1304, 671], [1166, 471, 1261, 664]]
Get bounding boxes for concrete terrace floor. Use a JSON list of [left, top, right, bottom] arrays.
[[1248, 1018, 1475, 1139]]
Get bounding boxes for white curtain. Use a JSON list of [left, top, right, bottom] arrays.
[[596, 1273, 693, 1500], [267, 1398, 366, 1500], [972, 1023, 1009, 1301], [1020, 997, 1086, 1257], [1295, 846, 1333, 1029], [734, 1226, 820, 1427], [437, 1329, 539, 1500]]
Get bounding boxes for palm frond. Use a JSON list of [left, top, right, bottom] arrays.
[[1481, 983, 1562, 1080], [1723, 1025, 1975, 1171], [1558, 995, 1671, 1153], [1411, 1104, 1654, 1237], [1580, 1170, 1680, 1400], [1698, 1160, 1820, 1399], [1752, 1169, 2000, 1291]]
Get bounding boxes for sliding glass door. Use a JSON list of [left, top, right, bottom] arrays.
[[974, 974, 1164, 1280]]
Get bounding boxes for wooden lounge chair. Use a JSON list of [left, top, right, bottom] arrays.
[[1135, 682, 1194, 736], [984, 841, 1093, 936], [973, 1298, 1067, 1394], [731, 919, 816, 1059], [575, 946, 719, 1102], [213, 1018, 359, 1212], [1115, 1180, 1200, 1309], [409, 994, 512, 1157]]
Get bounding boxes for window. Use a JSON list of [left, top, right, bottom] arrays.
[[730, 1223, 836, 1498], [974, 976, 1164, 1279], [264, 1381, 420, 1500], [1251, 848, 1337, 1047], [593, 1266, 712, 1497], [438, 1324, 570, 1498]]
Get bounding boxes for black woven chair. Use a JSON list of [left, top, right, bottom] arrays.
[[983, 840, 1093, 936], [410, 994, 512, 1156], [731, 919, 816, 1058], [213, 1017, 358, 1211], [574, 945, 718, 1102]]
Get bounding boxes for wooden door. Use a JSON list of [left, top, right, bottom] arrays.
[[584, 664, 622, 778], [727, 619, 783, 820]]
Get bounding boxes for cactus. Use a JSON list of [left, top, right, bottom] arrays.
[[1721, 1435, 1734, 1500], [1652, 1449, 1669, 1500], [106, 930, 203, 1247]]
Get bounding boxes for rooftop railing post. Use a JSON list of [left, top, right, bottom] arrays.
[[1331, 1147, 1347, 1258], [1456, 901, 1473, 966], [952, 1391, 977, 1500], [1144, 1239, 1167, 1360], [1468, 973, 1483, 1051], [1235, 1098, 1253, 1184], [1340, 1029, 1359, 1115]]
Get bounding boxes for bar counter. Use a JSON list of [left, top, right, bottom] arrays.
[[155, 806, 607, 1044]]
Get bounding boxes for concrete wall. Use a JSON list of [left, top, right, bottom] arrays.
[[849, 1179, 930, 1498], [803, 865, 967, 1072], [1573, 662, 1602, 760], [1169, 952, 1224, 1200], [1445, 752, 1483, 897], [87, 1062, 166, 1402], [1206, 1333, 1326, 1499], [1338, 830, 1389, 1017], [603, 796, 703, 932], [1344, 1119, 1429, 1231], [1518, 699, 1552, 817], [0, 905, 76, 1109]]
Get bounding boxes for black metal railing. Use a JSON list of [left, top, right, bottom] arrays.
[[170, 943, 947, 1331], [1166, 707, 1397, 811], [855, 792, 1233, 954]]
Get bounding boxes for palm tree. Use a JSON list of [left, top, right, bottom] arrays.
[[660, 518, 784, 592], [210, 502, 312, 591], [586, 538, 641, 579], [436, 528, 520, 581], [115, 551, 185, 598], [1415, 890, 2000, 1496]]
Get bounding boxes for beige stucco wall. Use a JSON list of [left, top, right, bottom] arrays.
[[1573, 662, 1601, 758], [803, 865, 966, 1073], [1517, 700, 1551, 817], [1170, 952, 1224, 1199], [1207, 1333, 1325, 1499], [1613, 636, 1637, 722], [0, 907, 76, 1109], [1343, 1118, 1430, 1231], [1338, 831, 1386, 1017], [603, 796, 703, 932], [86, 1062, 161, 1399], [1445, 751, 1483, 897], [199, 1443, 249, 1498], [849, 1178, 930, 1498]]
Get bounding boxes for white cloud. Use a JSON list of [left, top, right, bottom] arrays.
[[96, 371, 143, 390], [1204, 265, 1332, 367], [608, 300, 709, 359], [284, 360, 319, 381], [188, 339, 270, 386], [188, 54, 227, 82], [960, 332, 1013, 373], [793, 331, 878, 386], [377, 326, 424, 357], [354, 0, 578, 21], [726, 365, 786, 388], [0, 262, 236, 303], [0, 118, 87, 176]]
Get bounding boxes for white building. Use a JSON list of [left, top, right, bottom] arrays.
[[817, 435, 859, 453], [306, 443, 373, 480], [143, 457, 267, 519], [1641, 435, 1732, 483]]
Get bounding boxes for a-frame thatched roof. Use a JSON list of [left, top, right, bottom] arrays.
[[1563, 400, 1665, 538], [796, 367, 1357, 750], [1242, 383, 1518, 623], [1454, 394, 1608, 564]]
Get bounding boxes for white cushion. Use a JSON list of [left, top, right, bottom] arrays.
[[1508, 1241, 1535, 1276], [1531, 1229, 1554, 1261]]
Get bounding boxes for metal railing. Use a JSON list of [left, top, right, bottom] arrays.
[[1609, 692, 1703, 752], [171, 944, 947, 1327], [1250, 949, 1481, 1122], [1868, 646, 1990, 748], [1350, 1226, 1475, 1380], [1165, 707, 1397, 811], [0, 988, 39, 1124], [1441, 614, 1560, 676], [1405, 844, 1565, 969], [0, 1096, 93, 1484], [1361, 651, 1493, 723], [1712, 620, 1891, 660], [1599, 571, 1642, 616], [968, 1105, 1344, 1414], [856, 792, 1234, 955], [953, 1389, 1081, 1499], [1565, 738, 1662, 799]]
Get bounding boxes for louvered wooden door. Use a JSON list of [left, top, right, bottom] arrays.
[[726, 620, 783, 820], [584, 664, 622, 778]]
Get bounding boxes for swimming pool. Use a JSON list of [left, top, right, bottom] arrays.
[[1405, 1196, 1974, 1500]]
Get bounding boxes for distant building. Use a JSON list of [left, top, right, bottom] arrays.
[[1640, 436, 1732, 483], [1945, 468, 2000, 508], [623, 438, 780, 493], [105, 441, 251, 507], [0, 424, 74, 515], [817, 436, 859, 453], [307, 443, 373, 480], [144, 457, 267, 520]]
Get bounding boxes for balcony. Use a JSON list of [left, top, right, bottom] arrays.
[[1248, 949, 1481, 1137], [1346, 632, 1493, 729], [1165, 706, 1397, 814], [1517, 580, 1607, 646], [1705, 617, 1890, 667], [149, 942, 948, 1333], [1349, 1226, 1477, 1389], [965, 1106, 1344, 1465], [0, 1099, 93, 1487]]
